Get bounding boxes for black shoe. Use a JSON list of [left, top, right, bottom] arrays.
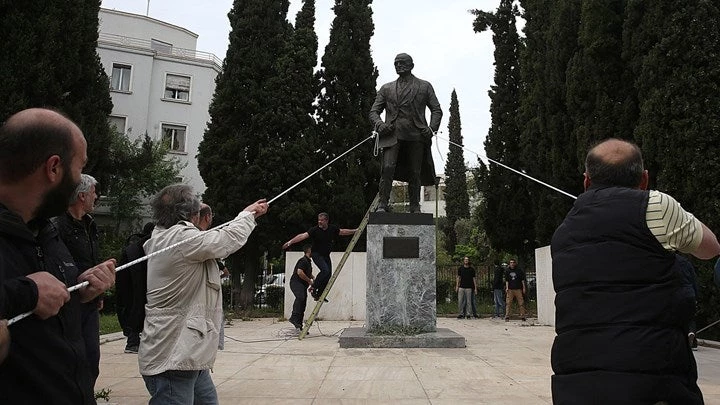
[[457, 314, 465, 319], [504, 317, 509, 322], [473, 315, 480, 319], [521, 317, 526, 321], [124, 345, 138, 354]]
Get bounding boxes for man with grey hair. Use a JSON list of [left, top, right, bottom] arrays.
[[369, 52, 442, 213], [53, 173, 103, 388], [139, 184, 268, 404]]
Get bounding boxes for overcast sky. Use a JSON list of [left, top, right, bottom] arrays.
[[100, 0, 501, 173]]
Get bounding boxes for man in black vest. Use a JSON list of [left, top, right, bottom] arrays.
[[551, 138, 720, 405]]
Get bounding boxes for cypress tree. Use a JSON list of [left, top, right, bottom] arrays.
[[442, 89, 469, 253], [566, 0, 633, 160], [199, 0, 314, 307], [645, 0, 720, 343], [0, 0, 114, 185], [632, 2, 720, 231], [472, 0, 535, 259], [518, 0, 582, 244], [314, 0, 379, 248]]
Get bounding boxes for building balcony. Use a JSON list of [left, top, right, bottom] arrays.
[[98, 32, 222, 70]]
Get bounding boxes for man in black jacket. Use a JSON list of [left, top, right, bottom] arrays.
[[116, 222, 153, 354], [0, 108, 116, 404], [551, 138, 720, 405], [53, 173, 102, 388]]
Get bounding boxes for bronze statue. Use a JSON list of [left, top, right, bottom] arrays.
[[369, 53, 442, 213]]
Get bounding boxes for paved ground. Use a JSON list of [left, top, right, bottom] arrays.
[[98, 317, 720, 404]]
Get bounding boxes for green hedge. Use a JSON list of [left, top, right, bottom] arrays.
[[436, 279, 452, 303], [265, 285, 284, 309]]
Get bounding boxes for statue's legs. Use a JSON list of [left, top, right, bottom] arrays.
[[378, 143, 399, 211], [405, 141, 423, 213]]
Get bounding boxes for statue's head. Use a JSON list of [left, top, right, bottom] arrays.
[[394, 53, 414, 76]]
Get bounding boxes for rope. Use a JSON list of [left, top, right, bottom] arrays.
[[434, 132, 577, 200], [8, 133, 377, 326]]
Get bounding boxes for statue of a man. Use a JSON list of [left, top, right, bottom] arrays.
[[369, 53, 442, 213]]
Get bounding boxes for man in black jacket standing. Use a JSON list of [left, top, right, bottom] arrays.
[[0, 108, 116, 404], [116, 222, 153, 354], [551, 138, 720, 404], [53, 173, 102, 388]]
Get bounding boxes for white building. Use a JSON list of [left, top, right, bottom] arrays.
[[97, 8, 221, 194], [391, 177, 446, 216]]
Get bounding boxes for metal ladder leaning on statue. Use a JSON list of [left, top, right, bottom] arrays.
[[299, 194, 380, 340]]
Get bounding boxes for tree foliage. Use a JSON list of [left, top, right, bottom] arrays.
[[517, 0, 582, 244], [0, 0, 114, 186], [104, 130, 184, 232], [472, 0, 535, 261], [313, 0, 379, 250], [442, 89, 470, 253], [198, 0, 319, 308], [509, 0, 720, 338]]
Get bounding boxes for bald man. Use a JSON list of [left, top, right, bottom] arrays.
[[551, 138, 720, 405], [0, 108, 116, 404]]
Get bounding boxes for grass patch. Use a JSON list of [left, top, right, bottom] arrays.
[[99, 313, 122, 335]]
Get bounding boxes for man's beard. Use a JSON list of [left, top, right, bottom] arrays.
[[34, 171, 79, 221]]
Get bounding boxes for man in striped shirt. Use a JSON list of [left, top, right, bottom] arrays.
[[551, 138, 720, 405]]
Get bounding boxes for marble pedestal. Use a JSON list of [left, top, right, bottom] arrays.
[[366, 212, 436, 332], [340, 212, 464, 348]]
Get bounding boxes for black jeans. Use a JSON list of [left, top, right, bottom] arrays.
[[289, 279, 308, 327], [81, 302, 100, 388], [311, 252, 332, 297]]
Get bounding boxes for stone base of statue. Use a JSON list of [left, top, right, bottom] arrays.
[[339, 212, 465, 348]]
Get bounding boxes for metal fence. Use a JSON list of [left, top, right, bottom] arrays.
[[438, 265, 537, 304], [237, 265, 537, 310]]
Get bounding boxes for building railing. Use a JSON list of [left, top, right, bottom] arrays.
[[98, 32, 222, 69]]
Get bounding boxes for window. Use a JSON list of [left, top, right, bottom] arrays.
[[108, 116, 126, 135], [161, 123, 187, 153], [110, 64, 131, 92], [164, 74, 191, 101]]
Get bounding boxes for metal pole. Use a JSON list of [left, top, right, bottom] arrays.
[[146, 0, 150, 16]]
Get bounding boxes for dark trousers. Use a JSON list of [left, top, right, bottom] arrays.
[[311, 252, 332, 297], [379, 140, 424, 209], [120, 268, 146, 348], [81, 302, 100, 388], [289, 279, 308, 327]]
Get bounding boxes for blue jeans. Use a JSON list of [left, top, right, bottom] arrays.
[[143, 369, 218, 405], [493, 289, 505, 317], [311, 252, 332, 297]]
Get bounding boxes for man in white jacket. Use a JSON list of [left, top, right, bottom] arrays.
[[138, 184, 267, 404]]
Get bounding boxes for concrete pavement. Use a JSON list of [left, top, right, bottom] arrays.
[[97, 317, 720, 404]]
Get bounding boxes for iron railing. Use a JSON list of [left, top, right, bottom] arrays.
[[98, 32, 222, 69]]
